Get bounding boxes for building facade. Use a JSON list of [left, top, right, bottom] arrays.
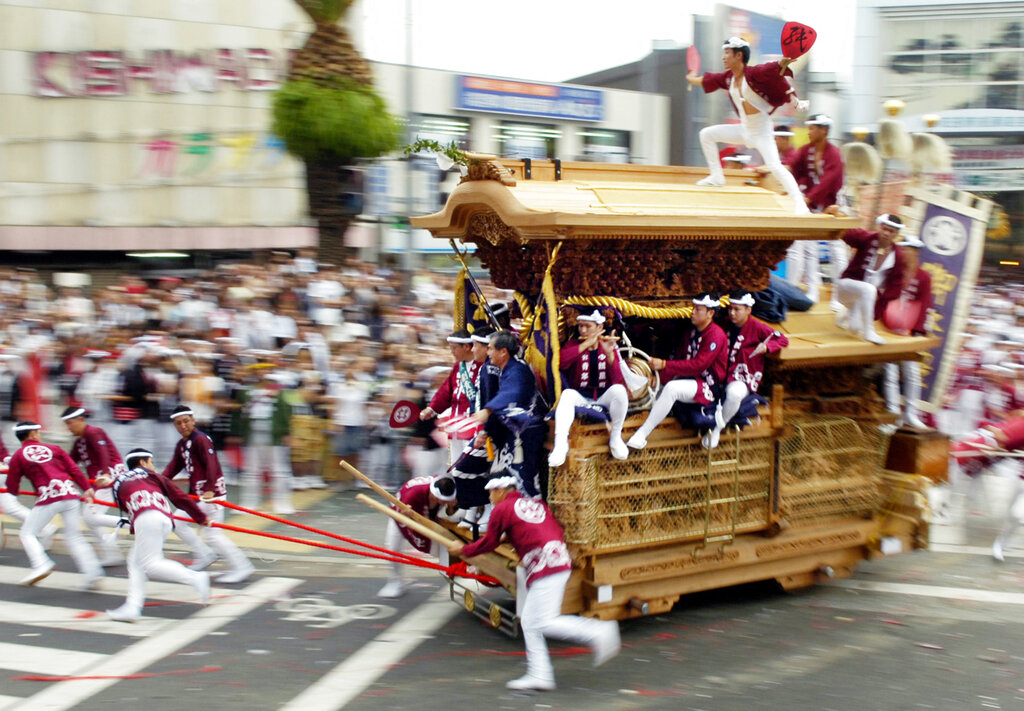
[[852, 0, 1024, 253], [0, 1, 671, 272]]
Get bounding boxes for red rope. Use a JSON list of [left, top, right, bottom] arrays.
[[1, 486, 501, 585]]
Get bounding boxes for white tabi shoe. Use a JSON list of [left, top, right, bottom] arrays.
[[215, 563, 254, 585], [593, 622, 621, 667], [863, 329, 887, 346], [626, 432, 648, 450], [902, 413, 927, 429], [609, 436, 628, 460], [20, 560, 55, 586], [993, 539, 1005, 563], [106, 604, 141, 622], [696, 176, 725, 187], [377, 578, 406, 599], [547, 441, 569, 468], [506, 674, 556, 691]]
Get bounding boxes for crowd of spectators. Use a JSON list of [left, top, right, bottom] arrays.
[[0, 250, 509, 500]]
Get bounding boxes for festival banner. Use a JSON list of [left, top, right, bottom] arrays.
[[453, 268, 492, 335], [909, 191, 989, 408], [522, 268, 562, 407]]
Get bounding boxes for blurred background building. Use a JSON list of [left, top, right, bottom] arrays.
[[0, 0, 1022, 278]]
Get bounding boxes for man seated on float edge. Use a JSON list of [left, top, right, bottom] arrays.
[[627, 293, 728, 450], [835, 213, 906, 346], [686, 36, 810, 215], [705, 290, 790, 449], [548, 310, 629, 468]]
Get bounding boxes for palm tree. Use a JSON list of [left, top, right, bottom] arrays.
[[272, 0, 401, 263]]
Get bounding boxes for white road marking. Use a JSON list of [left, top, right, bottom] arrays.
[[0, 695, 21, 711], [4, 576, 301, 711], [0, 564, 218, 600], [0, 641, 106, 674], [831, 579, 1024, 605], [0, 601, 168, 637], [928, 542, 1023, 558], [278, 587, 462, 711]]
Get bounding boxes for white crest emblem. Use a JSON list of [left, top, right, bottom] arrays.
[[23, 444, 53, 464], [709, 342, 718, 351], [514, 497, 546, 524], [922, 214, 967, 256]]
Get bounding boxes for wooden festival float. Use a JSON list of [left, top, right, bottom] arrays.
[[400, 156, 943, 631]]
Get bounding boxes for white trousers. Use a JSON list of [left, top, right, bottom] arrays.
[[173, 500, 251, 572], [884, 360, 923, 419], [996, 477, 1024, 549], [835, 278, 881, 339], [719, 381, 751, 432], [82, 486, 123, 559], [122, 509, 207, 614], [699, 113, 808, 214], [383, 518, 437, 581], [20, 498, 102, 576], [517, 568, 612, 683], [242, 437, 292, 510], [785, 241, 822, 297], [634, 379, 700, 440], [553, 385, 628, 447]]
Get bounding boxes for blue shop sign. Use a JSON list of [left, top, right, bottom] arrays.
[[455, 75, 603, 122]]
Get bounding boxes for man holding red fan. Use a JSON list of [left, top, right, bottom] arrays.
[[686, 34, 812, 215]]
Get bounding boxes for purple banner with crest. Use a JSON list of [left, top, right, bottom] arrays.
[[916, 202, 979, 405]]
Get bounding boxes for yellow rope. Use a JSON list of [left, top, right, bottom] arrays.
[[562, 295, 699, 319]]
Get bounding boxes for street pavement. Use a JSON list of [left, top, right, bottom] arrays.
[[2, 472, 1024, 710]]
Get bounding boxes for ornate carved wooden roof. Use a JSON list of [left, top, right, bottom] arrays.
[[411, 158, 861, 244]]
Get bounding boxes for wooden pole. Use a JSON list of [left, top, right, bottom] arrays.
[[355, 494, 459, 548], [340, 461, 407, 509]]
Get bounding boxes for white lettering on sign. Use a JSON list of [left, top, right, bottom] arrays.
[[31, 48, 292, 98]]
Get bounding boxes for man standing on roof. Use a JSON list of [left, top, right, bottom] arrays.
[[687, 37, 811, 215], [102, 447, 212, 622], [62, 405, 126, 567], [447, 475, 620, 692], [780, 114, 848, 305], [548, 310, 629, 468], [163, 404, 254, 584], [628, 294, 728, 450], [705, 291, 789, 449], [835, 214, 907, 345], [2, 421, 104, 587]]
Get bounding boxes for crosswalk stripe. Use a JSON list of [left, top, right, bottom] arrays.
[[0, 564, 216, 601], [0, 695, 21, 710], [0, 641, 107, 674], [4, 576, 301, 711], [0, 601, 168, 637], [279, 587, 462, 711]]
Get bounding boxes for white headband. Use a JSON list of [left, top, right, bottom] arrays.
[[446, 335, 473, 344], [774, 130, 794, 137], [429, 477, 457, 502], [723, 36, 750, 49], [900, 237, 924, 249], [693, 295, 720, 309], [876, 214, 903, 230], [470, 333, 491, 344], [170, 409, 194, 420], [125, 450, 154, 465], [485, 476, 518, 491], [805, 114, 834, 127], [731, 293, 756, 307], [577, 310, 605, 324], [13, 423, 41, 433], [60, 407, 87, 421]]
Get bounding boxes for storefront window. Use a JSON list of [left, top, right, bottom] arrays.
[[577, 129, 631, 163], [409, 114, 470, 150], [496, 122, 559, 159]]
